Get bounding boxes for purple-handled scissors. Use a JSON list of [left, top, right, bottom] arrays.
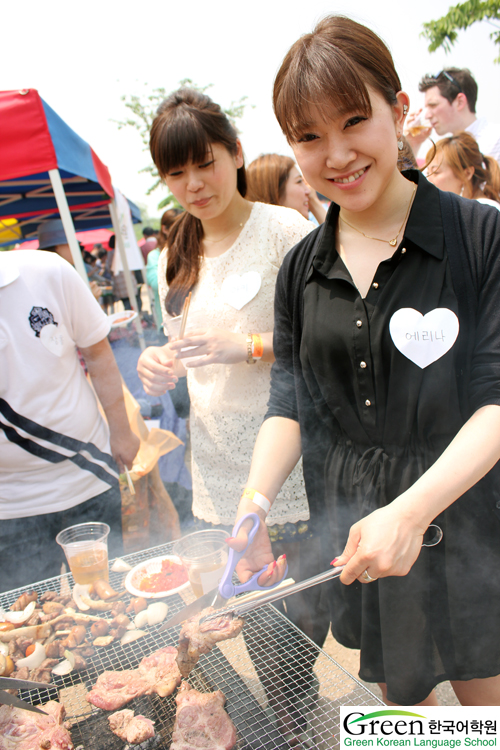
[[218, 512, 289, 599], [159, 512, 288, 630]]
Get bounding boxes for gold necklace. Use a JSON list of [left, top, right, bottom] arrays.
[[203, 222, 243, 244], [339, 183, 417, 247]]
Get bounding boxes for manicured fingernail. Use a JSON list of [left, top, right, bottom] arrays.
[[225, 537, 234, 543], [330, 558, 338, 566], [278, 554, 286, 562]]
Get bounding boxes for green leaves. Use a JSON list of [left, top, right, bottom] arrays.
[[422, 0, 500, 61]]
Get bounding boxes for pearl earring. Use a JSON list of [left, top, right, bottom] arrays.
[[403, 105, 408, 115]]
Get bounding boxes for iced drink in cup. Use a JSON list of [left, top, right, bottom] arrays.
[[173, 530, 228, 598], [406, 112, 432, 137], [56, 522, 110, 584], [164, 310, 208, 365]]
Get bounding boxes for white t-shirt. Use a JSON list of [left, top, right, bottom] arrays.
[[0, 251, 116, 519], [466, 118, 500, 164], [476, 197, 500, 210]]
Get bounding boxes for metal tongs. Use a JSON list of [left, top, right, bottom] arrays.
[[199, 523, 444, 624], [0, 677, 50, 714]]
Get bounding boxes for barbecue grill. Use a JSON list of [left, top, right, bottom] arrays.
[[0, 542, 383, 749]]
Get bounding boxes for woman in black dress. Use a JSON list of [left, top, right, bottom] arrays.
[[229, 15, 500, 706]]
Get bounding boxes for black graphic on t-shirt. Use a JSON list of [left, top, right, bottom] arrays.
[[0, 398, 118, 486], [29, 307, 58, 337]]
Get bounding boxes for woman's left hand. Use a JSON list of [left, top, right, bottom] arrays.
[[333, 502, 428, 585], [169, 328, 247, 367]]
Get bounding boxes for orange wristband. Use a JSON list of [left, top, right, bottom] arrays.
[[251, 334, 264, 359], [241, 487, 271, 514]]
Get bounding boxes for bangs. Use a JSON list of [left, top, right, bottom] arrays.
[[151, 107, 215, 177], [274, 38, 372, 142]]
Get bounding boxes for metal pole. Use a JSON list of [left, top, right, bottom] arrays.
[[48, 169, 89, 286], [109, 199, 146, 351]]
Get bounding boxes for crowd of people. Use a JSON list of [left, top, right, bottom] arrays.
[[2, 13, 500, 723]]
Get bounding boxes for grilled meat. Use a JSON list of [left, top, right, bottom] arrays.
[[86, 646, 181, 710], [170, 682, 236, 750], [176, 608, 244, 678], [108, 710, 155, 745], [0, 700, 73, 750]]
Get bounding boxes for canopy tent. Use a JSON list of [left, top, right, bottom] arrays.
[[0, 89, 145, 347], [0, 90, 141, 240]]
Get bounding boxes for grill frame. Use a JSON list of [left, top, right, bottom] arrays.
[[1, 542, 383, 749]]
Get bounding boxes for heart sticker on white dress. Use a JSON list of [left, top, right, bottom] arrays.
[[389, 308, 459, 369], [220, 272, 261, 310], [39, 323, 70, 357]]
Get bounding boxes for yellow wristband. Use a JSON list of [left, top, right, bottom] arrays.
[[241, 487, 271, 514]]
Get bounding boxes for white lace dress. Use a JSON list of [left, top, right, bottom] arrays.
[[158, 202, 314, 526]]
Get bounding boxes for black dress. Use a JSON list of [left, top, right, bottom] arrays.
[[267, 172, 500, 704]]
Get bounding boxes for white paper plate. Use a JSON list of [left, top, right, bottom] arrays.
[[125, 555, 190, 599], [108, 310, 138, 328]]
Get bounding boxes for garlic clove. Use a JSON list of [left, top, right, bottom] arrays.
[[111, 558, 132, 572], [146, 602, 168, 626], [120, 629, 147, 646], [72, 584, 91, 611], [133, 610, 149, 629], [52, 658, 73, 676]]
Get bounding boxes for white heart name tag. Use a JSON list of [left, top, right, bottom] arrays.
[[389, 308, 459, 369], [220, 272, 261, 311], [39, 323, 69, 357]]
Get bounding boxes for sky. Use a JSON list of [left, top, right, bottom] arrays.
[[3, 0, 500, 218]]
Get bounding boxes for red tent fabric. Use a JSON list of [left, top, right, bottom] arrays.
[[19, 228, 113, 252]]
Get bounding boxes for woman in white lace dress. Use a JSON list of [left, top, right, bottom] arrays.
[[138, 88, 312, 529]]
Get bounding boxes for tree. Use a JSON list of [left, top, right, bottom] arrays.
[[421, 0, 500, 62], [115, 79, 251, 210]]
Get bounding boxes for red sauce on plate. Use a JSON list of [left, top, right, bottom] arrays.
[[137, 559, 188, 593]]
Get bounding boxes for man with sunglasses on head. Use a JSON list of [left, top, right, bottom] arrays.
[[406, 68, 500, 164]]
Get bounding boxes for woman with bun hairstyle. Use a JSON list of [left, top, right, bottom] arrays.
[[246, 153, 328, 223], [231, 16, 500, 706], [426, 131, 500, 208]]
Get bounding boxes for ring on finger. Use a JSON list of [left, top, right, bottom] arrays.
[[361, 569, 377, 583]]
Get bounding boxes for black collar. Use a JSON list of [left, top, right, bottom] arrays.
[[313, 170, 445, 278]]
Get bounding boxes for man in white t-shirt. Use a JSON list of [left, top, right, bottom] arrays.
[[0, 250, 139, 592], [406, 68, 500, 164]]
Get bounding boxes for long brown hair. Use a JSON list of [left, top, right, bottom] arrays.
[[426, 132, 500, 202], [273, 15, 402, 144], [246, 154, 296, 205], [150, 88, 247, 315], [158, 208, 182, 250]]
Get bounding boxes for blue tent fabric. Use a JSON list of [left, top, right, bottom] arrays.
[[42, 100, 102, 187]]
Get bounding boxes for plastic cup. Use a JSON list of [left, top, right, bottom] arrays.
[[164, 310, 208, 365], [173, 530, 228, 598], [56, 522, 110, 584], [406, 113, 432, 137]]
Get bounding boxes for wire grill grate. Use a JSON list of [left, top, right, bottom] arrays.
[[1, 542, 383, 749]]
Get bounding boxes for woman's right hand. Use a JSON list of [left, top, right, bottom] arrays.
[[227, 514, 287, 587], [137, 345, 179, 396]]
